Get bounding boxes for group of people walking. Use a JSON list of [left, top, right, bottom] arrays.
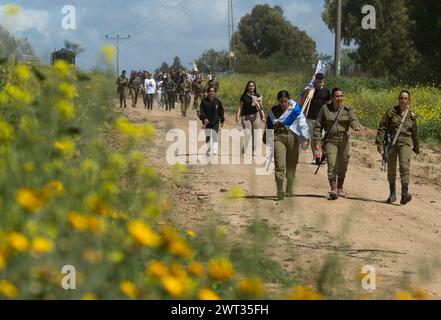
[[116, 69, 219, 117], [116, 69, 421, 205]]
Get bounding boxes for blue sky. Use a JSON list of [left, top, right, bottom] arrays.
[[1, 0, 336, 72]]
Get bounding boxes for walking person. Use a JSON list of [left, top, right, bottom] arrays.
[[192, 74, 206, 117], [116, 70, 128, 108], [375, 90, 420, 205], [313, 88, 362, 200], [178, 72, 192, 117], [156, 74, 164, 109], [199, 86, 225, 156], [144, 72, 156, 110], [163, 75, 175, 112], [128, 71, 142, 108], [264, 90, 310, 201], [235, 81, 265, 156]]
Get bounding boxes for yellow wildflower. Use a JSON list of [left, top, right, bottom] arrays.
[[54, 139, 75, 157], [395, 290, 413, 300], [161, 275, 184, 298], [0, 119, 15, 142], [168, 240, 193, 259], [87, 216, 103, 234], [5, 84, 32, 104], [58, 82, 78, 99], [225, 186, 245, 199], [187, 261, 204, 277], [237, 277, 265, 297], [82, 293, 97, 300], [127, 220, 161, 247], [16, 188, 45, 213], [54, 99, 74, 119], [31, 237, 54, 253], [147, 260, 168, 278], [186, 229, 196, 237], [67, 212, 89, 231], [53, 60, 72, 77], [0, 280, 18, 299], [286, 285, 322, 300], [199, 288, 221, 300], [101, 45, 115, 63], [108, 250, 124, 264], [119, 280, 138, 299], [14, 64, 30, 81], [3, 4, 20, 17], [86, 195, 114, 217], [8, 232, 29, 252], [208, 257, 234, 281]]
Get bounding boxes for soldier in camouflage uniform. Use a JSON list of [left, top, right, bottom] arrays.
[[116, 70, 128, 108], [375, 90, 420, 205], [163, 75, 175, 111], [178, 73, 192, 117], [313, 88, 361, 200], [128, 71, 142, 108], [192, 74, 206, 116]]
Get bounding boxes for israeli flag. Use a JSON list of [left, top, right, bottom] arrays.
[[304, 60, 327, 90], [266, 100, 310, 141]]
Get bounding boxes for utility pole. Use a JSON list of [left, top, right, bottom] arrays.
[[334, 0, 342, 77], [227, 0, 235, 73], [105, 34, 130, 76]]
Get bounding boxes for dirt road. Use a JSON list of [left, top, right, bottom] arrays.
[[118, 101, 441, 299]]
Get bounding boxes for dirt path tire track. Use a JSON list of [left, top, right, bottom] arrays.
[[117, 100, 441, 298]]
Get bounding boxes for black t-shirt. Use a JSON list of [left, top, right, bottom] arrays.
[[240, 93, 261, 116], [199, 97, 225, 127], [306, 88, 329, 120]]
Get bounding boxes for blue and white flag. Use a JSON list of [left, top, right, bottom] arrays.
[[266, 100, 310, 141]]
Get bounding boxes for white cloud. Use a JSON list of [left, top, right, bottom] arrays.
[[0, 5, 51, 36]]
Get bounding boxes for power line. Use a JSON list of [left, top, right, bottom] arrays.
[[105, 34, 131, 76], [126, 0, 203, 50]]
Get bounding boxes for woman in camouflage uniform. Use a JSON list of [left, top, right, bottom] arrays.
[[375, 90, 420, 205]]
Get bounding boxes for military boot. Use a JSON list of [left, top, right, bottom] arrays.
[[276, 180, 285, 201], [387, 183, 397, 204], [286, 172, 294, 197], [400, 184, 412, 205], [337, 179, 346, 198], [329, 180, 338, 200]]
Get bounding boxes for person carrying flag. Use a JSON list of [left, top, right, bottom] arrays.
[[264, 90, 310, 201]]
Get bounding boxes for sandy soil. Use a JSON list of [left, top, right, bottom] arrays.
[[116, 99, 441, 299]]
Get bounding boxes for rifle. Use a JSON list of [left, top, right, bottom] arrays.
[[315, 106, 345, 175], [381, 108, 409, 173], [382, 133, 392, 172]]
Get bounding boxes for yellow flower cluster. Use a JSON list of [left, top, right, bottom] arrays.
[[237, 277, 265, 297], [67, 212, 104, 234], [286, 285, 322, 300], [208, 257, 235, 281], [127, 220, 160, 247], [119, 280, 138, 299], [116, 118, 155, 140], [0, 280, 17, 299], [146, 260, 194, 298], [15, 180, 64, 213], [161, 225, 193, 259], [395, 287, 431, 300]]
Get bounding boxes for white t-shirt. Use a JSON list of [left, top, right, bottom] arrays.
[[144, 78, 156, 94], [157, 80, 163, 94]]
